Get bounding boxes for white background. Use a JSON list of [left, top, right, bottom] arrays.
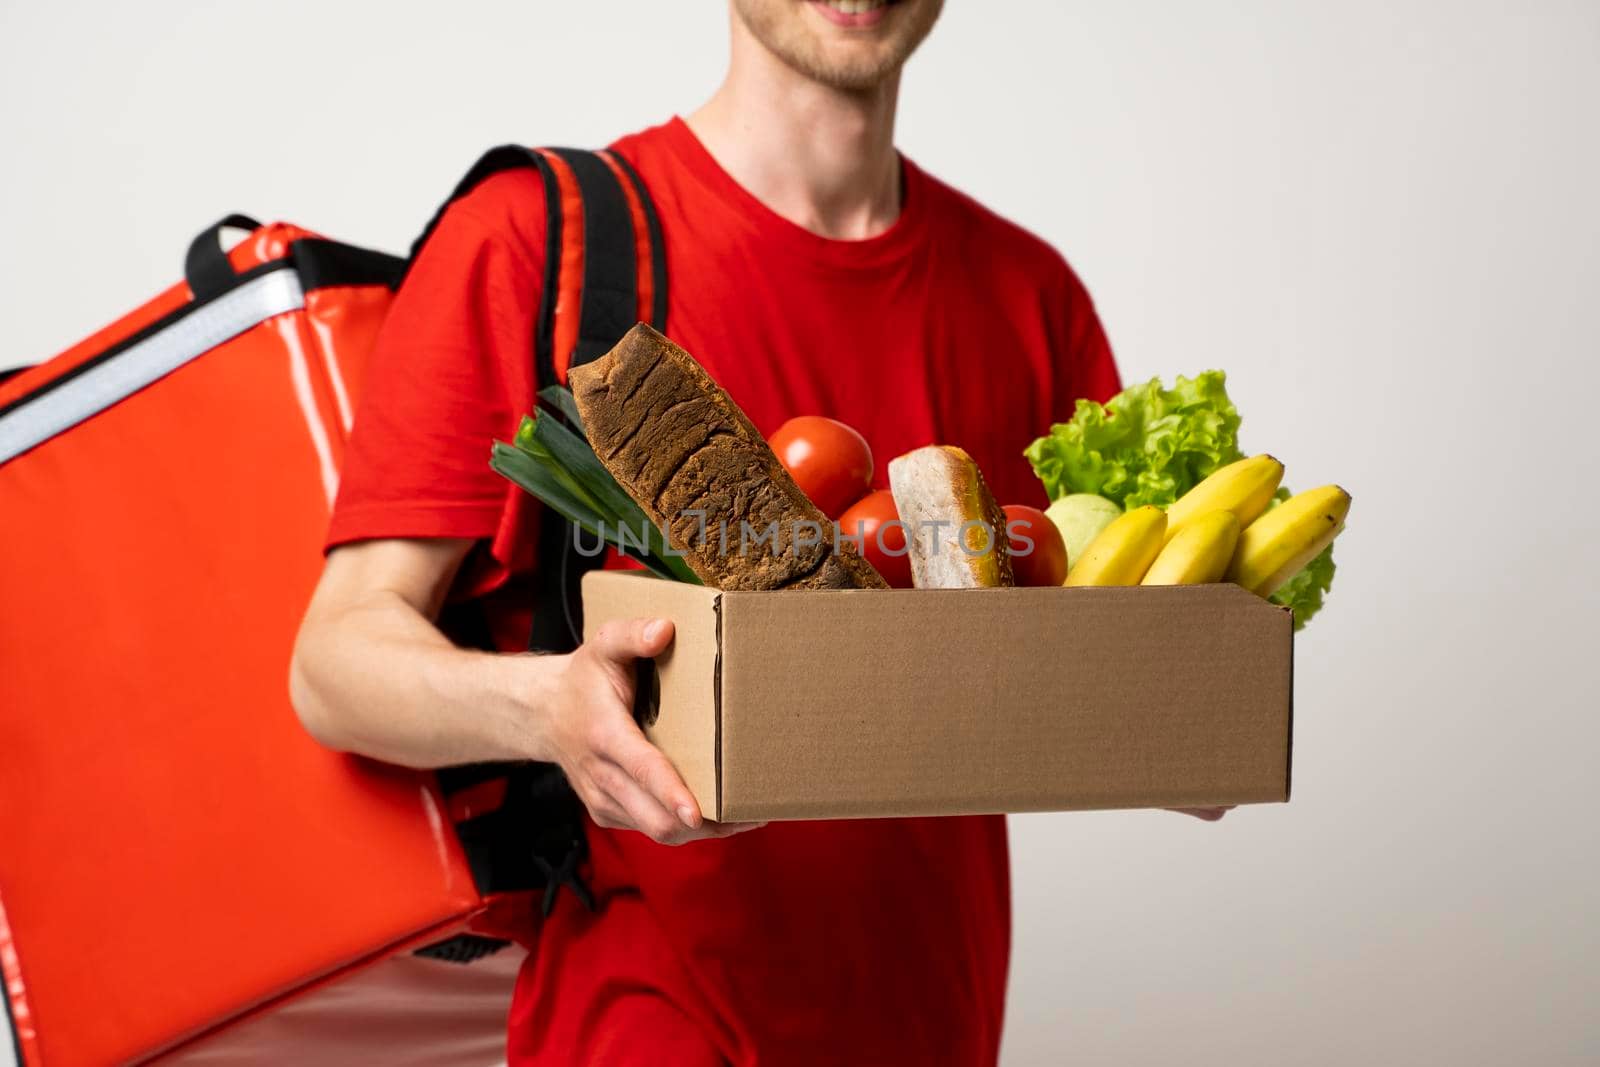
[[4, 2, 1598, 1064]]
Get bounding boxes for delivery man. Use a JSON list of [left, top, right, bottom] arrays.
[[292, 1, 1222, 1063]]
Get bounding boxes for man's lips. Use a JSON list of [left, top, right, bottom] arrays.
[[807, 0, 896, 30]]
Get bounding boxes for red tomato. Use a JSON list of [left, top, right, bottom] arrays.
[[837, 489, 913, 588], [1003, 504, 1068, 586], [769, 416, 874, 519]]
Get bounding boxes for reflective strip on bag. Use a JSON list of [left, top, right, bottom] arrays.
[[0, 268, 306, 465]]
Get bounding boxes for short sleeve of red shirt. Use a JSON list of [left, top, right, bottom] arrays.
[[1053, 254, 1122, 409], [326, 169, 546, 553]]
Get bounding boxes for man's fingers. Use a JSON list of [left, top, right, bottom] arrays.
[[698, 820, 766, 838], [581, 756, 765, 843], [567, 620, 731, 845], [603, 724, 703, 830], [589, 759, 687, 843], [587, 617, 674, 665], [585, 794, 630, 831], [1168, 806, 1232, 821]]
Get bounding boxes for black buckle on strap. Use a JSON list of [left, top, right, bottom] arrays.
[[533, 829, 595, 916]]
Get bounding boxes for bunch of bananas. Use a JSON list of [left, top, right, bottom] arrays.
[[1063, 455, 1350, 597]]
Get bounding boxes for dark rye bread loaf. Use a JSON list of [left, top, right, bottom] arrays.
[[569, 324, 889, 592]]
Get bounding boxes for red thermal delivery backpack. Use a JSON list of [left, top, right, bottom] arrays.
[[0, 146, 667, 1066]]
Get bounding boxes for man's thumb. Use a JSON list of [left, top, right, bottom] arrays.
[[588, 617, 674, 663]]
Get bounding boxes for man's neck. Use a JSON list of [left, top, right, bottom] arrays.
[[686, 26, 902, 241]]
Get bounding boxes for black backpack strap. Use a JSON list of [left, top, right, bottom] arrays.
[[414, 145, 668, 946], [519, 148, 666, 919], [609, 151, 670, 336], [527, 147, 668, 655], [405, 145, 565, 396], [402, 144, 667, 424], [548, 148, 642, 370]]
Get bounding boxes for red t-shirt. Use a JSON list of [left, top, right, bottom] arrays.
[[329, 117, 1120, 1067]]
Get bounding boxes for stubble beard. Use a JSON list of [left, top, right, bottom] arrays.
[[733, 0, 944, 93]]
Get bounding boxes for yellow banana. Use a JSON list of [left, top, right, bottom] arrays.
[[1227, 485, 1351, 596], [1065, 505, 1167, 586], [1164, 454, 1284, 543], [1142, 510, 1240, 585]]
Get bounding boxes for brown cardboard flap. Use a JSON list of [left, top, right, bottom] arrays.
[[581, 572, 722, 816]]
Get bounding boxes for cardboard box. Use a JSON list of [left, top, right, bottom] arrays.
[[582, 570, 1293, 821]]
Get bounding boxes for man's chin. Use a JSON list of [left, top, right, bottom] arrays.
[[735, 0, 941, 93], [805, 59, 899, 94]]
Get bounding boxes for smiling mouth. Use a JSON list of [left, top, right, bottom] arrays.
[[808, 0, 904, 28]]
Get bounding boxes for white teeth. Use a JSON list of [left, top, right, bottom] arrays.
[[823, 0, 888, 14]]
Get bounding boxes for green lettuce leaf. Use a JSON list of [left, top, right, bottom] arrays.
[[1024, 370, 1242, 509], [1271, 543, 1335, 632]]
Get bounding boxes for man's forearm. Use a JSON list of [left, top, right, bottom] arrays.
[[292, 538, 746, 843], [291, 587, 552, 769]]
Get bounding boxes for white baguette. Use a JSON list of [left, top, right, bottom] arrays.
[[887, 445, 1014, 589]]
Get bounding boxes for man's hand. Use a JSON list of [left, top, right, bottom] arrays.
[[536, 616, 763, 846]]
